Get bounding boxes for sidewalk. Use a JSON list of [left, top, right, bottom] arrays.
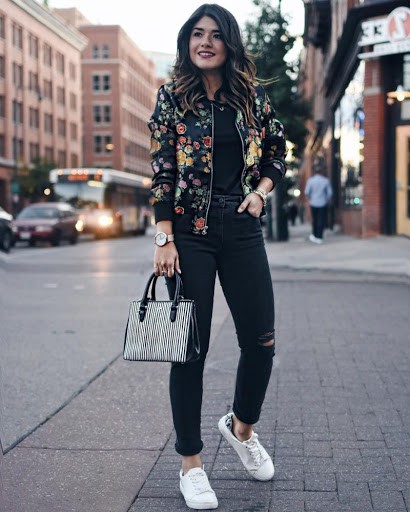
[[3, 230, 410, 512], [265, 222, 410, 280], [130, 271, 410, 511]]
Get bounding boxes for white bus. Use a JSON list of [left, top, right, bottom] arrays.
[[49, 168, 152, 238]]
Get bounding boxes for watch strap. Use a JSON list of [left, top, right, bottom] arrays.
[[154, 232, 175, 246]]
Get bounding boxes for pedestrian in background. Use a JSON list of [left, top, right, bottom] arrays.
[[148, 4, 287, 509], [304, 157, 333, 244]]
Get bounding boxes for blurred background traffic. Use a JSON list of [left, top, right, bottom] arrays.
[[1, 0, 409, 254]]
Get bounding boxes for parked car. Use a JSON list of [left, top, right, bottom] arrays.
[[13, 203, 80, 247], [0, 206, 14, 253]]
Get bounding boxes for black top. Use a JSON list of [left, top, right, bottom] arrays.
[[211, 101, 244, 196]]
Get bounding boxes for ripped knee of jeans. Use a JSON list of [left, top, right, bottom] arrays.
[[257, 331, 275, 355]]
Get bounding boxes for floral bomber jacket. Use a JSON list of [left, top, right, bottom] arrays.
[[148, 82, 288, 235]]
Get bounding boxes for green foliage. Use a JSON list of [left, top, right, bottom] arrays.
[[18, 157, 56, 202], [244, 0, 310, 158]]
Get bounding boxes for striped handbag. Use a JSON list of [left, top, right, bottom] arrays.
[[123, 273, 200, 363]]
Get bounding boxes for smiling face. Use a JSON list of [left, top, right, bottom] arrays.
[[189, 16, 227, 77]]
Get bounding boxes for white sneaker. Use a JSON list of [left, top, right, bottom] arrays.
[[309, 234, 323, 244], [218, 413, 274, 481], [179, 467, 218, 510]]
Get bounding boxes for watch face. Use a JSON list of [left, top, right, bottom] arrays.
[[155, 232, 167, 246]]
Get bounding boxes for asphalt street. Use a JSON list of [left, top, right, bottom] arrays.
[[0, 226, 409, 512]]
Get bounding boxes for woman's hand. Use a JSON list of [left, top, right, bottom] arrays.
[[154, 243, 181, 277], [237, 193, 264, 218]]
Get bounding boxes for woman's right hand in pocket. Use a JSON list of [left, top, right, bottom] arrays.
[[154, 243, 181, 278]]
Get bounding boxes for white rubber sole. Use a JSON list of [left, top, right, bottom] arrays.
[[180, 483, 218, 510]]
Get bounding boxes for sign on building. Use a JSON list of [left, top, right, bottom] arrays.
[[358, 7, 410, 59]]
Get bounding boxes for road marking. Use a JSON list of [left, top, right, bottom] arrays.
[[73, 285, 85, 290], [43, 283, 58, 288]]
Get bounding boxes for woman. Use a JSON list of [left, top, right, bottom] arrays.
[[148, 4, 287, 509]]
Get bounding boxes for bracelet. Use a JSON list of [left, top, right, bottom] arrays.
[[253, 188, 268, 206]]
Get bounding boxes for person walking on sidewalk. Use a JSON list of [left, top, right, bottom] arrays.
[[148, 4, 287, 509], [304, 157, 333, 244]]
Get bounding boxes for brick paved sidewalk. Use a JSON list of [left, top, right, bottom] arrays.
[[130, 275, 410, 512]]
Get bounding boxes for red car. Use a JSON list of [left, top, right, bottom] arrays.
[[13, 203, 80, 247]]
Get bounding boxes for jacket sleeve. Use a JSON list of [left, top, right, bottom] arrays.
[[259, 90, 288, 187], [147, 85, 177, 223]]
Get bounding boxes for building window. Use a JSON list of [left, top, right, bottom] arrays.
[[57, 150, 66, 167], [12, 23, 23, 50], [0, 135, 5, 157], [103, 105, 111, 122], [69, 62, 76, 80], [12, 100, 23, 124], [70, 122, 77, 140], [103, 75, 111, 91], [29, 143, 40, 161], [29, 71, 39, 92], [93, 105, 111, 123], [71, 153, 78, 167], [70, 92, 77, 111], [45, 146, 53, 162], [29, 34, 38, 59], [334, 61, 365, 208], [43, 44, 52, 66], [43, 79, 52, 100], [93, 75, 100, 91], [92, 44, 99, 59], [44, 113, 53, 133], [29, 107, 39, 128], [0, 14, 5, 39], [94, 135, 102, 153], [102, 44, 110, 58], [93, 105, 101, 123], [0, 95, 4, 117], [13, 63, 23, 88], [92, 74, 111, 92], [0, 56, 4, 78], [57, 86, 65, 105], [57, 119, 66, 137], [94, 135, 112, 153], [13, 138, 24, 161], [56, 52, 65, 74]]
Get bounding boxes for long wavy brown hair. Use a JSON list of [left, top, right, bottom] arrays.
[[172, 4, 257, 126]]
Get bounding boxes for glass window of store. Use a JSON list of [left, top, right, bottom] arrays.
[[334, 61, 365, 207]]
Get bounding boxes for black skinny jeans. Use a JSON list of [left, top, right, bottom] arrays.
[[169, 195, 276, 456]]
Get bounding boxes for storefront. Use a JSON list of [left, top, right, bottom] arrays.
[[324, 2, 410, 237], [359, 5, 410, 236]]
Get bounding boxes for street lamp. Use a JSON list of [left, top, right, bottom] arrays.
[[386, 85, 410, 105]]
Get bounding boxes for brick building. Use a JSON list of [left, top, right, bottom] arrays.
[[300, 0, 410, 237], [55, 9, 157, 178], [0, 0, 86, 212]]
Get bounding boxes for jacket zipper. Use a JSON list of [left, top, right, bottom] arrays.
[[235, 118, 247, 193], [203, 103, 215, 234]]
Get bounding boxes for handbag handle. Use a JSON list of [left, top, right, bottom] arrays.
[[138, 272, 184, 322]]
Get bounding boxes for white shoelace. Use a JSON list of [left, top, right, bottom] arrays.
[[187, 470, 212, 494], [244, 434, 265, 466]]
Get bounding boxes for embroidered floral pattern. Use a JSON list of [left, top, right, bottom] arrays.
[[148, 83, 287, 235]]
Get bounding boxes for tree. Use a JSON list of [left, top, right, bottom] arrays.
[[244, 0, 310, 159], [18, 158, 56, 203]]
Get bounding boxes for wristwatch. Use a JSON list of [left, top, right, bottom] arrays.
[[154, 232, 175, 247]]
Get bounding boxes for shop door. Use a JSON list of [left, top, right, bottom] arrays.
[[396, 126, 410, 236]]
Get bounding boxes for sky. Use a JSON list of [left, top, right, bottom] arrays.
[[46, 0, 305, 54]]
